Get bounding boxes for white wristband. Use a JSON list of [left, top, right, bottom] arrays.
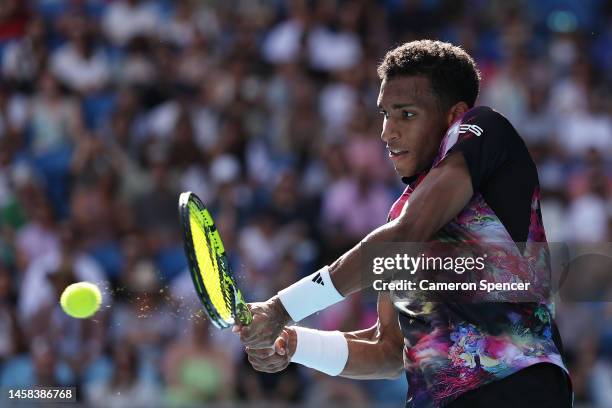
[[290, 326, 348, 376], [278, 266, 345, 322]]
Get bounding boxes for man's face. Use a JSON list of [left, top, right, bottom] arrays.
[[377, 76, 449, 178]]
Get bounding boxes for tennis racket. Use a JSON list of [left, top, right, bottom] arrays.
[[178, 191, 252, 329]]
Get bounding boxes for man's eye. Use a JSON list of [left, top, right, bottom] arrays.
[[402, 111, 415, 119], [379, 111, 388, 119]]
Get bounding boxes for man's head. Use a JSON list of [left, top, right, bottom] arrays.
[[376, 40, 481, 178]]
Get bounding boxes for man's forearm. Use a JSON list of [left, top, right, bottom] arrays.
[[248, 293, 404, 377], [244, 154, 472, 347], [286, 324, 404, 380], [271, 212, 429, 322], [328, 218, 424, 297], [329, 152, 473, 297], [340, 326, 404, 380]]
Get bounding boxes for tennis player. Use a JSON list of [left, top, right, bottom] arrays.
[[235, 40, 573, 407]]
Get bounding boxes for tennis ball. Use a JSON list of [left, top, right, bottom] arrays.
[[60, 282, 102, 319]]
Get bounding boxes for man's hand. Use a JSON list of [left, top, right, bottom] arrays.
[[245, 327, 296, 373], [233, 295, 291, 348]]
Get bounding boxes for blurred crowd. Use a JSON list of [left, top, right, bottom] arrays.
[[0, 0, 611, 407]]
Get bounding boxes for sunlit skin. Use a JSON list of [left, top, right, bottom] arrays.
[[238, 76, 475, 379], [377, 76, 452, 178]]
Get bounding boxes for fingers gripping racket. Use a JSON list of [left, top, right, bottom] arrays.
[[178, 192, 252, 329]]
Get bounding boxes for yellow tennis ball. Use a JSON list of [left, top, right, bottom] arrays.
[[60, 282, 102, 319]]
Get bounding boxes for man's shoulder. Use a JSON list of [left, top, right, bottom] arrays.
[[436, 106, 514, 164], [460, 106, 527, 152], [463, 106, 514, 130]]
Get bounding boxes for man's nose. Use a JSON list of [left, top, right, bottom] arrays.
[[381, 120, 400, 144]]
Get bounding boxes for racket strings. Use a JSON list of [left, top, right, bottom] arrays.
[[189, 204, 232, 321], [200, 208, 236, 318], [181, 192, 251, 327]]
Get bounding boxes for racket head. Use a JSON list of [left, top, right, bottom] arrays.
[[179, 191, 242, 329]]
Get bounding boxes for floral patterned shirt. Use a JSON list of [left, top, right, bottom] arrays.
[[388, 106, 568, 407]]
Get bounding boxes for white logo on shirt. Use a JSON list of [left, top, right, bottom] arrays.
[[459, 124, 484, 136]]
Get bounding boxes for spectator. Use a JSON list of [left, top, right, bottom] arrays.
[[14, 192, 59, 271], [307, 0, 362, 72], [591, 301, 612, 408], [27, 70, 84, 216], [28, 71, 83, 156], [0, 1, 610, 405], [321, 145, 393, 244], [51, 18, 109, 94], [2, 17, 48, 85], [18, 223, 107, 325], [0, 264, 22, 359], [160, 0, 199, 48], [102, 0, 160, 47], [262, 1, 309, 65], [86, 340, 160, 408], [162, 318, 235, 404], [557, 88, 612, 156], [0, 82, 28, 141]]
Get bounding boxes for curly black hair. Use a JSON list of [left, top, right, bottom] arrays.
[[377, 40, 481, 109]]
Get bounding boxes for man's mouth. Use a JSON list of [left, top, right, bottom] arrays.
[[388, 148, 409, 159]]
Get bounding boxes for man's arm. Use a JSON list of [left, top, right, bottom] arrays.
[[246, 293, 405, 380], [329, 151, 473, 296], [238, 152, 473, 347], [340, 292, 405, 379]]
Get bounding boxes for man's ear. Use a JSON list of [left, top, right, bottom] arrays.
[[446, 102, 470, 127]]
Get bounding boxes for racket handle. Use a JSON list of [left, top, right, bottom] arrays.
[[236, 301, 253, 326]]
